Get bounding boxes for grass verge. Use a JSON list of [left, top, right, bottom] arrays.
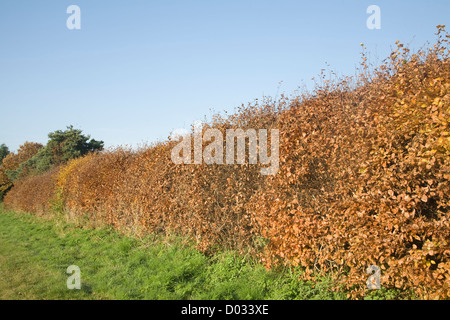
[[0, 205, 405, 300]]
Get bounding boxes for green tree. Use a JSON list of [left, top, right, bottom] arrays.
[[22, 126, 104, 175], [0, 144, 9, 163], [0, 144, 8, 200], [45, 125, 104, 164]]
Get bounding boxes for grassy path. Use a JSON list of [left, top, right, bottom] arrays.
[[0, 206, 349, 300]]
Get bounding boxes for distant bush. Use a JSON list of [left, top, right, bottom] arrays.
[[5, 26, 450, 299]]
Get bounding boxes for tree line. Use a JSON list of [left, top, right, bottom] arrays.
[[0, 126, 103, 200]]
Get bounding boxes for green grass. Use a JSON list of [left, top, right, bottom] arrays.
[[0, 205, 404, 300]]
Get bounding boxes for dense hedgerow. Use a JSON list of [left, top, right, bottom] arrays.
[[4, 26, 450, 299], [4, 168, 58, 215]]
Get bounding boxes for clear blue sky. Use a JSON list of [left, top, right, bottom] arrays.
[[1, 0, 449, 152]]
